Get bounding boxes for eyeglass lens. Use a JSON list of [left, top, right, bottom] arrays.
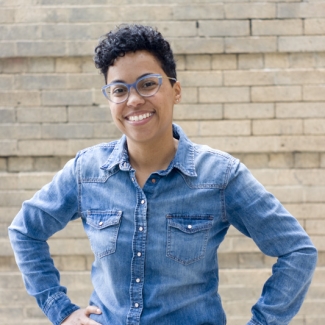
[[104, 75, 161, 103]]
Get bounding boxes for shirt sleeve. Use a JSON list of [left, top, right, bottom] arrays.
[[8, 157, 81, 325], [224, 159, 317, 325]]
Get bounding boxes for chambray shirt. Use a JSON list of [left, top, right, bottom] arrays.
[[9, 124, 317, 325]]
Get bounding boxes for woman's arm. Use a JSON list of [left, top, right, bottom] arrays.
[[8, 158, 82, 325], [224, 160, 317, 325]]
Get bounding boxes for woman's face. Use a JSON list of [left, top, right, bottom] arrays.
[[105, 50, 181, 147]]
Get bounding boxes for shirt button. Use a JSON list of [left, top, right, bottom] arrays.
[[141, 199, 145, 204], [188, 225, 192, 229], [151, 178, 156, 183], [99, 221, 103, 226], [139, 227, 143, 231], [137, 252, 142, 257], [136, 278, 141, 283], [134, 303, 139, 308]]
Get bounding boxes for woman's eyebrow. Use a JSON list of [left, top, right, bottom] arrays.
[[109, 73, 155, 84]]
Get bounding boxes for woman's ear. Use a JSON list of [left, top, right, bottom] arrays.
[[174, 81, 182, 104]]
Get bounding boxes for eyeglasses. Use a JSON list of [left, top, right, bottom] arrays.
[[102, 73, 177, 104]]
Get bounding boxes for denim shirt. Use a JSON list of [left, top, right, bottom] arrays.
[[9, 124, 317, 325]]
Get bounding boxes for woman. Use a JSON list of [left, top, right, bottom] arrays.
[[9, 24, 317, 325]]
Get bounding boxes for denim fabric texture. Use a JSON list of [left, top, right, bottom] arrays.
[[8, 124, 317, 325]]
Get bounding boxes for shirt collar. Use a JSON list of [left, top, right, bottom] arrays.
[[100, 123, 197, 177]]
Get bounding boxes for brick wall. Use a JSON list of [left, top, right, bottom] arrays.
[[1, 1, 325, 324]]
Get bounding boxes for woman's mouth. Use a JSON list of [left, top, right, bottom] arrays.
[[127, 112, 153, 122]]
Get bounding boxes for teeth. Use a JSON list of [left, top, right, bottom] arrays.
[[128, 113, 152, 122]]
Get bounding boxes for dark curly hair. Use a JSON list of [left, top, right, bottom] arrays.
[[94, 24, 177, 85]]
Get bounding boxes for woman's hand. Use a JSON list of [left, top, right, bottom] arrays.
[[61, 306, 102, 325]]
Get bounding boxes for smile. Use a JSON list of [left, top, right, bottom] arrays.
[[127, 112, 153, 122]]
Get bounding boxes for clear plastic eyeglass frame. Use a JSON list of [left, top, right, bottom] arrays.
[[101, 73, 177, 104]]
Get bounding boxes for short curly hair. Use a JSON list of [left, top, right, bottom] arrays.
[[94, 24, 177, 84]]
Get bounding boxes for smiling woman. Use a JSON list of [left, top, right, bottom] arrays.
[[8, 24, 317, 325]]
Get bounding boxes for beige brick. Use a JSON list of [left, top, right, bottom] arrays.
[[173, 4, 224, 20], [0, 159, 6, 171], [199, 87, 250, 103], [253, 119, 303, 135], [66, 74, 102, 91], [306, 220, 325, 235], [321, 154, 325, 168], [225, 3, 276, 19], [68, 40, 97, 57], [148, 21, 197, 37], [28, 57, 55, 73], [200, 120, 251, 136], [0, 9, 15, 23], [294, 153, 320, 168], [0, 174, 18, 190], [251, 86, 301, 102], [0, 108, 15, 123], [56, 57, 83, 73], [170, 38, 224, 54], [185, 55, 211, 70], [304, 119, 325, 135], [289, 53, 315, 68], [305, 187, 325, 203], [0, 140, 17, 156], [266, 186, 304, 203], [15, 74, 67, 90], [17, 41, 67, 57], [41, 90, 92, 106], [269, 153, 294, 168], [0, 91, 40, 106], [278, 3, 325, 18], [175, 121, 199, 137], [253, 19, 303, 36], [53, 256, 87, 271], [305, 19, 325, 35], [1, 58, 28, 73], [17, 106, 67, 123], [68, 139, 110, 155], [218, 252, 238, 269], [15, 7, 69, 23], [17, 173, 54, 190], [33, 157, 61, 172], [279, 36, 325, 52], [224, 70, 273, 86], [224, 103, 274, 119], [92, 123, 122, 139], [199, 20, 249, 37], [265, 53, 289, 68], [175, 55, 185, 71], [279, 136, 325, 152], [68, 106, 111, 122], [41, 123, 93, 139], [48, 238, 92, 255], [17, 140, 68, 156], [178, 71, 222, 87], [0, 75, 14, 90], [212, 54, 237, 70], [118, 5, 173, 21], [0, 41, 16, 58], [304, 85, 325, 101], [173, 104, 223, 120], [82, 56, 97, 73], [226, 37, 277, 53], [315, 53, 325, 68], [0, 124, 41, 140], [241, 154, 269, 169], [275, 70, 325, 85], [276, 102, 325, 118], [8, 157, 33, 172], [0, 190, 35, 207], [179, 87, 198, 104], [284, 203, 325, 220]]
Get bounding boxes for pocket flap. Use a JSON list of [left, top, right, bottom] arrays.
[[86, 210, 122, 230], [166, 215, 213, 234]]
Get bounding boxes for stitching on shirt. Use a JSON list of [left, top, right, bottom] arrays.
[[43, 291, 66, 314]]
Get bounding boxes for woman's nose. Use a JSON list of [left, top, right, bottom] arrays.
[[126, 87, 145, 106]]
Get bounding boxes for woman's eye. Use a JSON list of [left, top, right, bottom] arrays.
[[141, 80, 158, 89], [112, 86, 127, 96]]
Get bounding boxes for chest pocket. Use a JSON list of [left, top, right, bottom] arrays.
[[85, 210, 122, 259], [166, 214, 213, 265]]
